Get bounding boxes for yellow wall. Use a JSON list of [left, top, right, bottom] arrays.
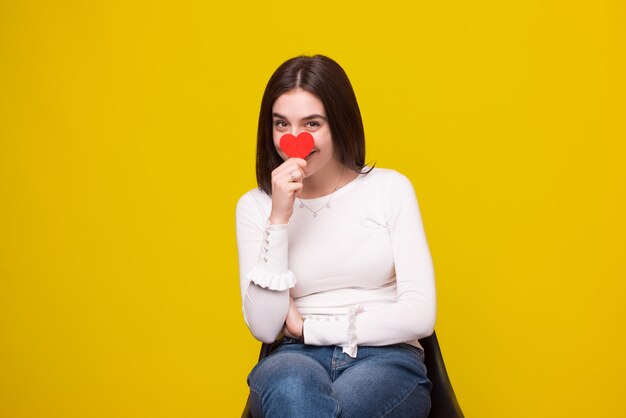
[[1, 1, 624, 417]]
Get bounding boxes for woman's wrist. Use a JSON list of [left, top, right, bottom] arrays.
[[269, 215, 289, 225]]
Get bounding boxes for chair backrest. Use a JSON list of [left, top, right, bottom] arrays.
[[419, 331, 464, 418], [242, 330, 463, 418]]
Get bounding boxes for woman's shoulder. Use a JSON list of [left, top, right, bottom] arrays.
[[236, 187, 271, 212], [362, 166, 414, 189]]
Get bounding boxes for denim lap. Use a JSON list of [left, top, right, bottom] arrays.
[[248, 349, 340, 418], [247, 338, 431, 418]]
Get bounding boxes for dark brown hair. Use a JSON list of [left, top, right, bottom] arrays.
[[256, 54, 372, 195]]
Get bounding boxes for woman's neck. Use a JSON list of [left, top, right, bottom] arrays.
[[299, 161, 359, 199]]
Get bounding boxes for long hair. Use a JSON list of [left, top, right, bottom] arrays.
[[256, 55, 371, 195]]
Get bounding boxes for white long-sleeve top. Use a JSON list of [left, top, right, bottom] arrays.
[[235, 167, 437, 358]]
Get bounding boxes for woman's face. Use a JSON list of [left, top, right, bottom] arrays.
[[272, 88, 334, 178]]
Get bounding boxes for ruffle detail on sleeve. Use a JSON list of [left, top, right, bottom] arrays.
[[342, 304, 363, 358], [246, 263, 297, 291]]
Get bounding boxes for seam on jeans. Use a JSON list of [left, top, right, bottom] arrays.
[[379, 379, 421, 418], [248, 383, 262, 397], [331, 386, 341, 418], [248, 387, 264, 418], [333, 401, 341, 418]]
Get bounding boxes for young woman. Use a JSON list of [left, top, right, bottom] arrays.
[[236, 54, 437, 418]]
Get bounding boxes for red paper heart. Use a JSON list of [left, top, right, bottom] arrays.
[[279, 132, 315, 159]]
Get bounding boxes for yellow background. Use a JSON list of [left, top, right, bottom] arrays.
[[1, 1, 624, 417]]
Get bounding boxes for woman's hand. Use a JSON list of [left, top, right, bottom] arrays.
[[269, 158, 307, 224], [282, 297, 304, 339]]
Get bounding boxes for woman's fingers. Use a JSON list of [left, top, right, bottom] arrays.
[[286, 169, 301, 182], [273, 158, 307, 179], [269, 158, 307, 224], [284, 297, 304, 339], [283, 182, 303, 197], [272, 159, 307, 190]]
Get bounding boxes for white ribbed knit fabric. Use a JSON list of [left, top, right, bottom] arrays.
[[235, 167, 437, 358]]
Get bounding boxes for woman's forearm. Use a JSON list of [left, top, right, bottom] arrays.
[[243, 283, 290, 343]]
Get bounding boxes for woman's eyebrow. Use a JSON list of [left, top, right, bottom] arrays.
[[272, 112, 327, 121]]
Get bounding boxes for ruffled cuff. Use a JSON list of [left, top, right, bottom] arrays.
[[246, 221, 296, 291], [246, 263, 296, 290]]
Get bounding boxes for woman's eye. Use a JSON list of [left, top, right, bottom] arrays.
[[306, 121, 321, 128], [274, 121, 287, 128]]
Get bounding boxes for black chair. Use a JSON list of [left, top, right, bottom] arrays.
[[241, 330, 464, 418]]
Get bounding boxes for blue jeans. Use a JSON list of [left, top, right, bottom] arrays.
[[247, 337, 432, 418]]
